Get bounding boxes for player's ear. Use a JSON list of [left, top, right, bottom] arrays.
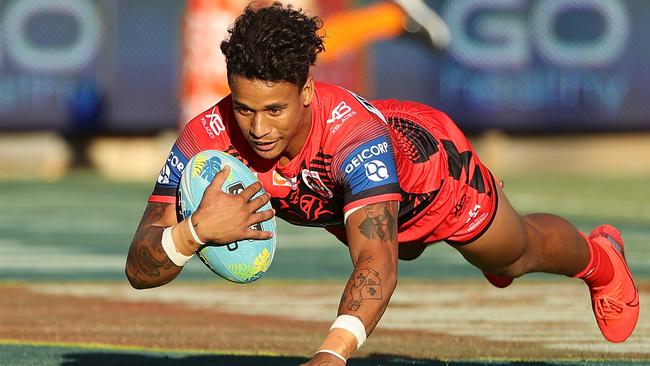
[[300, 76, 314, 106]]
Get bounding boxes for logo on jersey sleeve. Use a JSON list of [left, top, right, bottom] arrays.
[[201, 106, 225, 138], [327, 101, 356, 123], [341, 137, 398, 194], [157, 145, 188, 186], [364, 160, 389, 182], [328, 101, 358, 134]]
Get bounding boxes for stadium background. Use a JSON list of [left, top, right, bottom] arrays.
[[0, 0, 648, 365]]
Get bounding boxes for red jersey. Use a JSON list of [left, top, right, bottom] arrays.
[[150, 82, 497, 246]]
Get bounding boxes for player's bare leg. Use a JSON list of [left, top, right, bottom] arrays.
[[455, 185, 589, 277], [451, 184, 639, 342]]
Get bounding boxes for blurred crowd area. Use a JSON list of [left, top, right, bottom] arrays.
[[0, 0, 649, 181]]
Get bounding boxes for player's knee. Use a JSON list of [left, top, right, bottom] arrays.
[[470, 244, 533, 278], [494, 258, 530, 278]]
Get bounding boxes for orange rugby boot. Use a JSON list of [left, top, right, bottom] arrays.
[[587, 225, 640, 343], [482, 272, 513, 288]]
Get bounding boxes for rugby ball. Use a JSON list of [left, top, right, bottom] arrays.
[[177, 150, 276, 283]]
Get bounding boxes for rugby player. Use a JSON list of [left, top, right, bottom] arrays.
[[125, 2, 639, 364]]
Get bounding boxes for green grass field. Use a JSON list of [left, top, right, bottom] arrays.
[[1, 171, 648, 282], [0, 171, 648, 365]]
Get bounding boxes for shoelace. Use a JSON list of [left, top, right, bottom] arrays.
[[593, 281, 625, 321]]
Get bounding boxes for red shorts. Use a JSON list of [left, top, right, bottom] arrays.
[[399, 148, 499, 246], [443, 171, 499, 245], [374, 99, 499, 246]]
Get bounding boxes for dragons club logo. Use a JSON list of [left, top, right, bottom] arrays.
[[364, 160, 389, 182]]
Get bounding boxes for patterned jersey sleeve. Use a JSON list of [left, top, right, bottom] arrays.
[[330, 116, 402, 221], [148, 98, 232, 203]]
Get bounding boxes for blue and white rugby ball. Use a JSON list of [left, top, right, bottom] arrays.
[[177, 150, 276, 283]]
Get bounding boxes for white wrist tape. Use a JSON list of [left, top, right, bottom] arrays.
[[315, 349, 347, 363], [161, 226, 194, 266], [187, 215, 205, 245], [330, 315, 367, 349]]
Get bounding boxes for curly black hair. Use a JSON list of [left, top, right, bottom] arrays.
[[220, 2, 325, 88]]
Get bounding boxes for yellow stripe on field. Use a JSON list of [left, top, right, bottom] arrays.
[[0, 339, 283, 357], [0, 339, 641, 364]]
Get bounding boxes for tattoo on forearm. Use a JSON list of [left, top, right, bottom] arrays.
[[127, 203, 177, 284], [358, 254, 373, 264], [145, 203, 167, 221], [358, 202, 397, 242], [347, 268, 382, 311]]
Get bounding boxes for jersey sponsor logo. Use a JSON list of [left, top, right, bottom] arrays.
[[364, 160, 389, 182], [341, 137, 399, 195], [344, 141, 390, 174], [328, 101, 357, 134], [157, 165, 171, 184], [466, 204, 481, 224], [466, 204, 488, 233], [301, 169, 333, 198], [272, 171, 296, 188], [157, 146, 187, 185], [201, 107, 225, 138], [327, 101, 356, 124]]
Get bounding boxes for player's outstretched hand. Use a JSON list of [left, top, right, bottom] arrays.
[[192, 166, 275, 244], [299, 352, 346, 366]]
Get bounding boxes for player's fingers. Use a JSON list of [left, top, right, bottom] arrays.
[[244, 227, 274, 240], [206, 165, 230, 191], [248, 209, 275, 226], [248, 193, 271, 212], [240, 181, 264, 201]]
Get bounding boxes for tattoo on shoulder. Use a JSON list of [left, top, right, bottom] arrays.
[[347, 268, 383, 311], [358, 202, 397, 242]]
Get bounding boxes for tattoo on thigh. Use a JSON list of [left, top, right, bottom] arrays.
[[358, 202, 397, 242], [347, 268, 382, 311]]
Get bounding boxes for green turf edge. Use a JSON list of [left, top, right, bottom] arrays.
[[0, 339, 283, 357], [2, 339, 648, 365]]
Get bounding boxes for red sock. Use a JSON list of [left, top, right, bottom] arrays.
[[573, 232, 614, 288]]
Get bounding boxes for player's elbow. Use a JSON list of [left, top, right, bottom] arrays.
[[124, 262, 150, 290]]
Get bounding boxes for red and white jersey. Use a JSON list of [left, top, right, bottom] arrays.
[[150, 82, 495, 245]]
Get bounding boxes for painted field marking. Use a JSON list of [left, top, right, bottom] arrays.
[[0, 338, 282, 357]]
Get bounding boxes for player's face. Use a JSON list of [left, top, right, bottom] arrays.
[[229, 75, 313, 164]]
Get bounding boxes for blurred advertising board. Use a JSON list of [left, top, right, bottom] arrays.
[[0, 0, 183, 132], [0, 0, 648, 134], [374, 0, 650, 133]]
